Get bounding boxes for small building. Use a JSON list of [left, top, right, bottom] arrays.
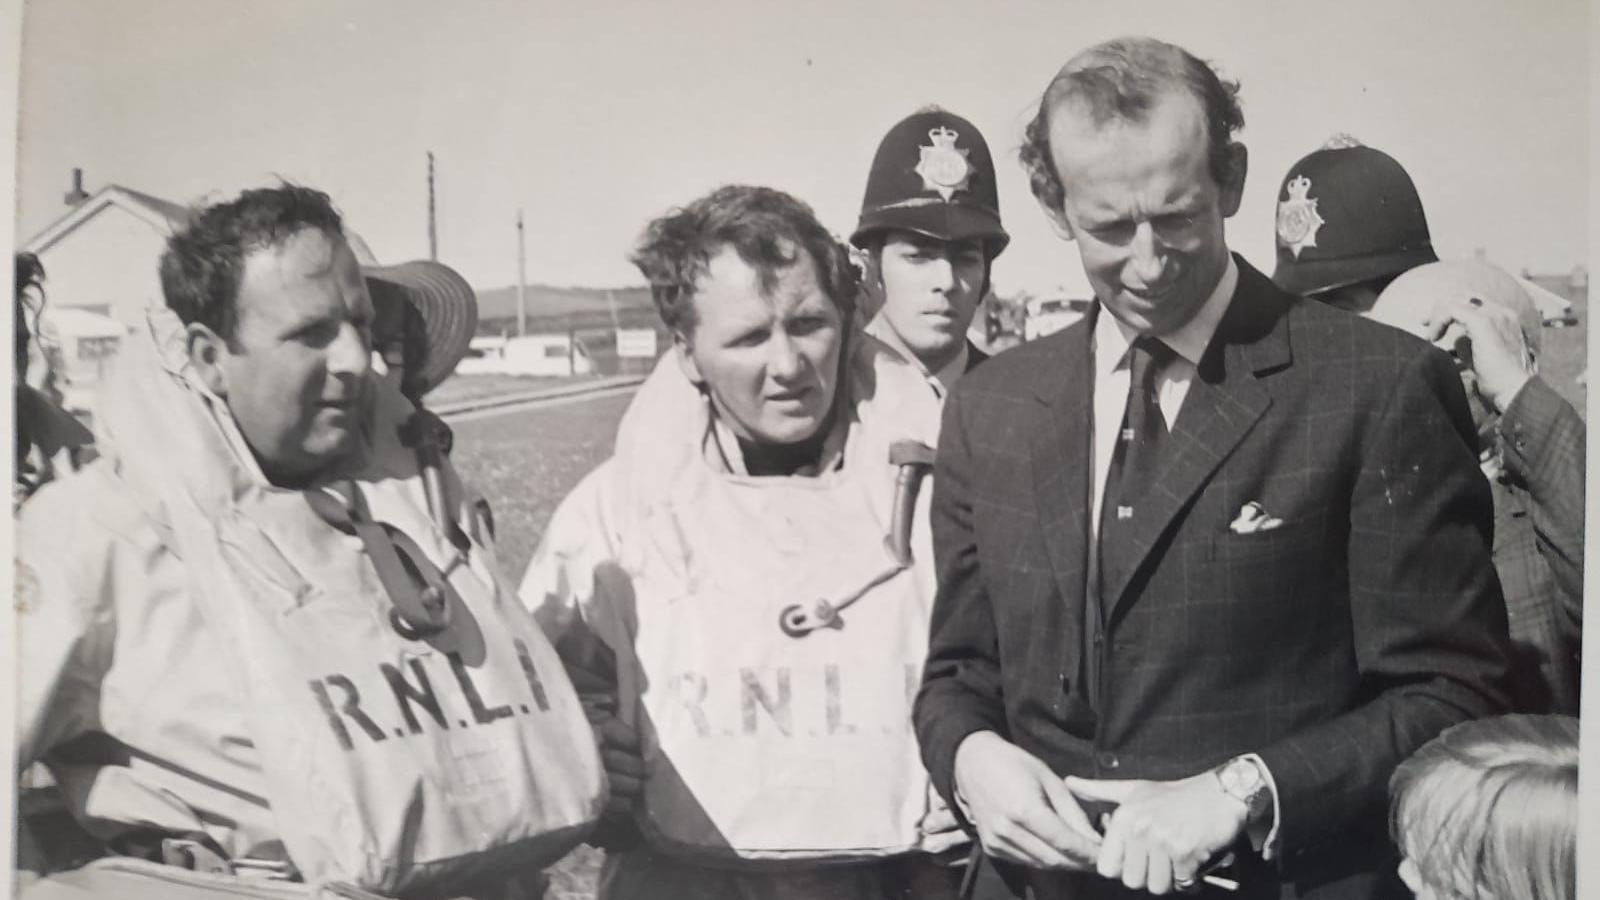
[[1023, 295, 1094, 342], [22, 177, 192, 417], [24, 179, 190, 327], [454, 333, 595, 378]]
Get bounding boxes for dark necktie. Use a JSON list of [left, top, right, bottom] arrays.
[[1085, 336, 1172, 708], [1100, 336, 1173, 551]]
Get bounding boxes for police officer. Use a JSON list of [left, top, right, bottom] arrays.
[[1271, 134, 1438, 311], [852, 107, 1010, 396], [1274, 137, 1585, 715]]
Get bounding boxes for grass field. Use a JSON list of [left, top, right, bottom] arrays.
[[1535, 306, 1587, 418], [451, 392, 633, 576]]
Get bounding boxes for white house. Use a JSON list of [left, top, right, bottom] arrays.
[[24, 183, 190, 327], [22, 182, 191, 417]]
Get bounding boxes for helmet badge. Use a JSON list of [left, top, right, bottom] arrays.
[[1276, 175, 1326, 259], [915, 126, 972, 201]]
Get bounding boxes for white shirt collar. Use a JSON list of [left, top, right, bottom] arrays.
[[864, 313, 967, 397], [1094, 255, 1239, 372]]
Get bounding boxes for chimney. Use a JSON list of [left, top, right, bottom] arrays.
[[63, 168, 90, 207]]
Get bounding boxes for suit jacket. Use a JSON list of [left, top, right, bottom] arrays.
[[1491, 375, 1585, 715], [913, 258, 1513, 900], [966, 339, 990, 371]]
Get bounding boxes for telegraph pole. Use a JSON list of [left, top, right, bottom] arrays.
[[516, 209, 527, 337], [427, 152, 438, 261]]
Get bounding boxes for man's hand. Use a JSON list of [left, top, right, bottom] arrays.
[[586, 716, 647, 850], [1064, 773, 1246, 895], [1426, 298, 1535, 414], [916, 794, 969, 858], [953, 731, 1101, 870], [597, 717, 645, 814]]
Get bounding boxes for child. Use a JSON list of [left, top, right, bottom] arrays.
[[1389, 714, 1578, 900]]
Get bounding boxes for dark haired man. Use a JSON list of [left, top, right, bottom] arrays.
[[914, 36, 1512, 899], [156, 185, 372, 486], [524, 184, 963, 900], [851, 107, 1010, 397], [16, 184, 602, 897]]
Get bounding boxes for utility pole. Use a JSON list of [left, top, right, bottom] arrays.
[[516, 209, 527, 337], [427, 152, 438, 261], [605, 289, 622, 332]]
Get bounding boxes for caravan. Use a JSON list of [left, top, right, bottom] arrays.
[[455, 333, 595, 377], [1023, 296, 1093, 342]]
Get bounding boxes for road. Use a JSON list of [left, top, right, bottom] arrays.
[[437, 376, 644, 423]]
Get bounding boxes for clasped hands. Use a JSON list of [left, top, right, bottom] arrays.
[[953, 731, 1248, 895]]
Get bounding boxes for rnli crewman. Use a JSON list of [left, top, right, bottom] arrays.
[[851, 107, 1010, 396], [16, 184, 603, 899], [522, 184, 964, 900]]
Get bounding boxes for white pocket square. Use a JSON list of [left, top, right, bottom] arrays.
[[1229, 501, 1284, 535]]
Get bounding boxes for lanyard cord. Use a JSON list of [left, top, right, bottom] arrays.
[[305, 480, 459, 639]]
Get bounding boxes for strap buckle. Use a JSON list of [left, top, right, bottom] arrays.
[[306, 480, 459, 639]]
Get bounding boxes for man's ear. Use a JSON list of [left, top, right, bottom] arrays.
[[186, 322, 230, 396], [1033, 191, 1076, 242], [672, 329, 704, 388], [857, 249, 886, 322], [1218, 142, 1249, 218]]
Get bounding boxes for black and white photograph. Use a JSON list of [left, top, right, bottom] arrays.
[[3, 2, 1593, 899]]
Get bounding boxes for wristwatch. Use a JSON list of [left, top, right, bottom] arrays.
[[1215, 756, 1271, 822]]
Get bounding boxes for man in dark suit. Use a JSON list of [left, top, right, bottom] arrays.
[[852, 107, 1010, 396], [913, 37, 1513, 899]]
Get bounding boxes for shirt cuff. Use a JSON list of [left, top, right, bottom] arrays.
[[950, 732, 990, 827], [1238, 753, 1281, 861]]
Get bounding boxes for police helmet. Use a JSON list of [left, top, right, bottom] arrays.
[[851, 108, 1009, 256], [1272, 135, 1437, 297]]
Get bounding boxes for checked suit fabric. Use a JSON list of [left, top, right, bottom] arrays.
[[913, 257, 1514, 899]]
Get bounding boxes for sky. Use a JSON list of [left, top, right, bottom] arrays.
[[12, 0, 1591, 300]]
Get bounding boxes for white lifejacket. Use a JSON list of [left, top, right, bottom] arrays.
[[53, 308, 606, 895], [524, 337, 950, 864]]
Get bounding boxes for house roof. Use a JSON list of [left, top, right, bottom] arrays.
[[1517, 275, 1574, 318], [114, 187, 191, 226], [23, 184, 191, 255]]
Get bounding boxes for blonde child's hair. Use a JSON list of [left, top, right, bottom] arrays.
[[1389, 714, 1578, 900]]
